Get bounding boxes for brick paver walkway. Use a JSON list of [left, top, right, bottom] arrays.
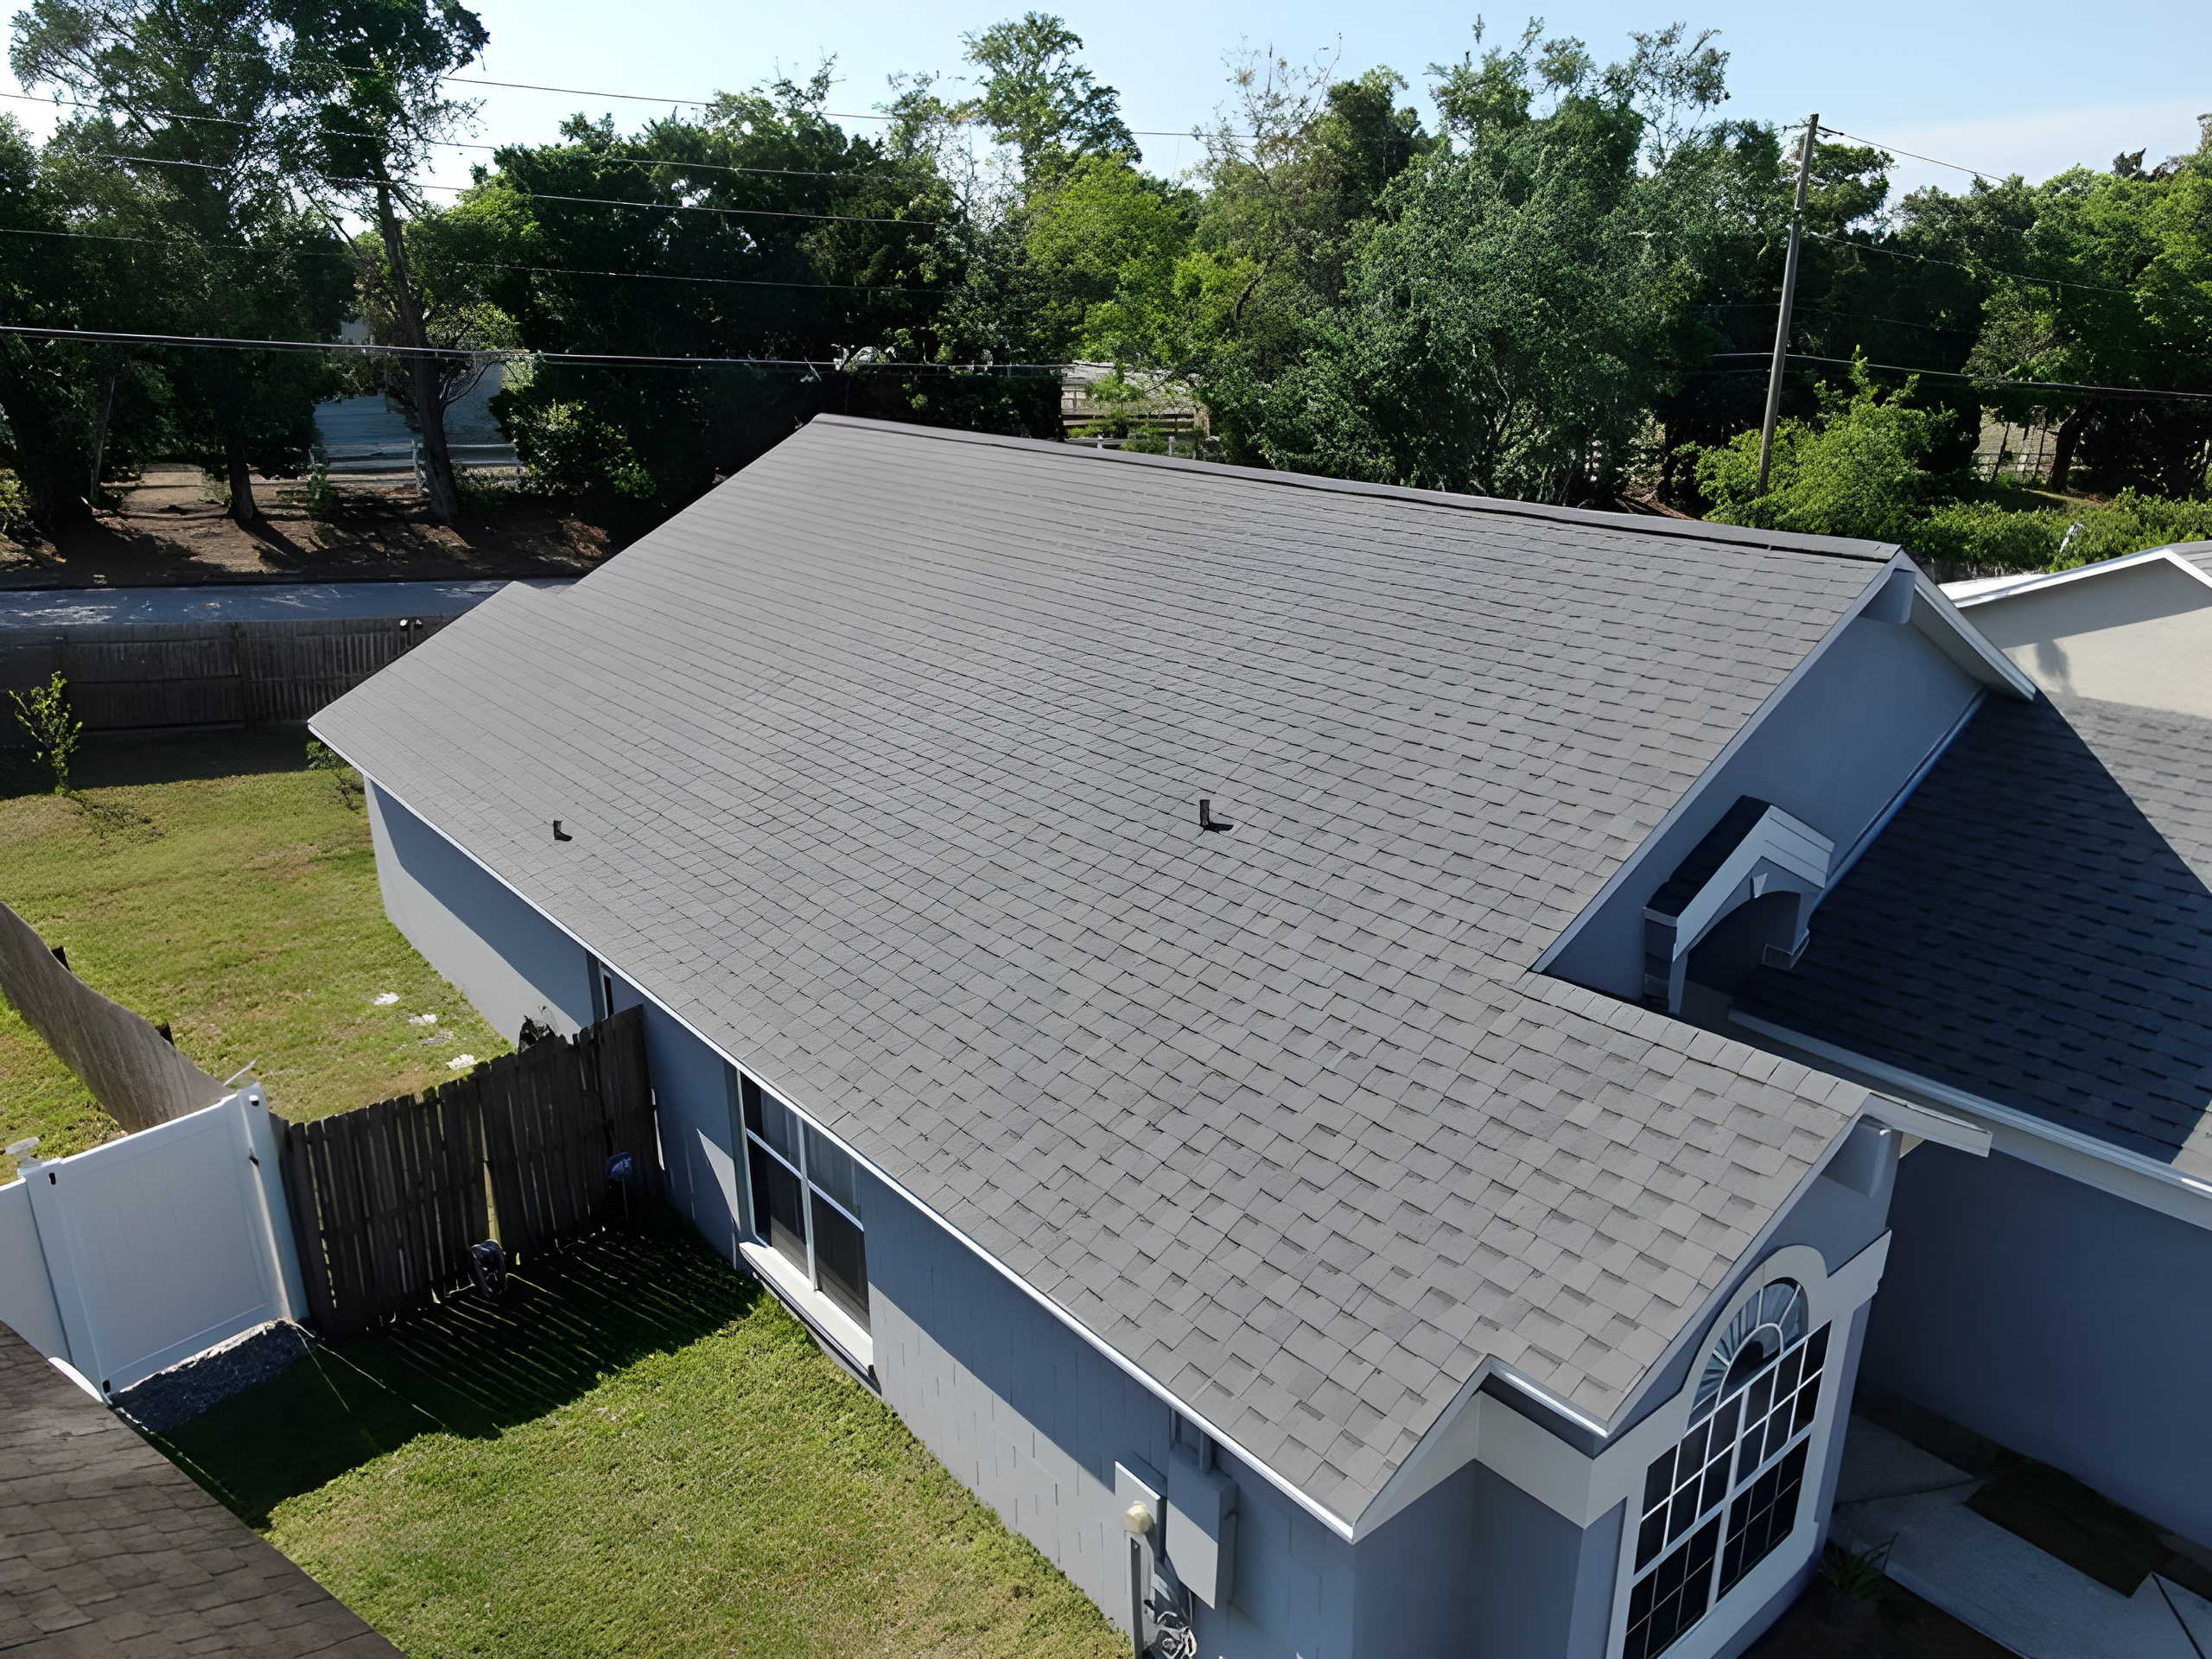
[[0, 1325, 397, 1656]]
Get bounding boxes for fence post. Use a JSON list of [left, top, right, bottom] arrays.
[[231, 621, 256, 734]]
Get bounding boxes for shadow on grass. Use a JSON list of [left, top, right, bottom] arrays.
[[155, 1213, 760, 1529], [0, 730, 315, 801]]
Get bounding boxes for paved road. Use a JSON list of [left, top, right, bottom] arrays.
[[0, 578, 573, 630]]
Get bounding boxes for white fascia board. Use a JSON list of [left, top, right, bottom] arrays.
[[1535, 557, 1917, 976], [1905, 575, 2038, 697], [1656, 806, 1833, 958], [307, 732, 1361, 1544], [1945, 546, 2212, 610], [1856, 1094, 1991, 1156], [1355, 1235, 1891, 1538], [1730, 1010, 2212, 1229]]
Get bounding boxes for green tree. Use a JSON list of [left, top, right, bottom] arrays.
[[959, 12, 1136, 188], [478, 73, 1037, 511], [1689, 356, 1958, 542], [1249, 22, 1729, 502], [16, 0, 351, 526], [271, 0, 490, 524]]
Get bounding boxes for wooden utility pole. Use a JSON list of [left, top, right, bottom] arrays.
[[1757, 116, 1820, 496]]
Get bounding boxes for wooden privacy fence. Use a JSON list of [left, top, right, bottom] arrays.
[[0, 896, 223, 1133], [280, 1007, 659, 1338], [0, 613, 454, 740]]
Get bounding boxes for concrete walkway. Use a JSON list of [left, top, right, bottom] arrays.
[[1831, 1414, 2212, 1658], [0, 1323, 395, 1656]]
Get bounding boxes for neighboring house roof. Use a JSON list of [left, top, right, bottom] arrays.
[[1942, 543, 2212, 607], [1737, 690, 2212, 1179], [314, 416, 1890, 1527]]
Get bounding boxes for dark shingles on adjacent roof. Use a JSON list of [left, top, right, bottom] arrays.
[[315, 416, 1878, 1524], [1738, 691, 2212, 1177], [0, 1324, 397, 1656]]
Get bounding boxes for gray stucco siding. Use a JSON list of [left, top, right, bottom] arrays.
[[868, 1182, 1358, 1656], [1548, 613, 1983, 1002], [366, 780, 593, 1042], [1866, 1144, 2212, 1542]]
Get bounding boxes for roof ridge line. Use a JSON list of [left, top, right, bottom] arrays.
[[804, 413, 1900, 564]]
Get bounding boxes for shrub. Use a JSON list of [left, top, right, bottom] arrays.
[[1913, 489, 2212, 573], [10, 671, 82, 795], [507, 400, 655, 499], [302, 449, 341, 522], [1686, 359, 1960, 545], [0, 469, 35, 542]]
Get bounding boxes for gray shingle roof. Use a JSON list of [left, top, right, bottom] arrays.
[[1738, 691, 2212, 1178], [314, 417, 1881, 1524]]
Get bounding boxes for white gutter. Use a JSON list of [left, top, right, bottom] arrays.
[[310, 732, 1362, 1543], [1943, 545, 2212, 609], [1731, 1010, 2212, 1229]]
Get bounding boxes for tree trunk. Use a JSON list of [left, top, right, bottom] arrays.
[[87, 356, 119, 511], [2047, 403, 2092, 493], [372, 179, 461, 525], [226, 438, 262, 526]]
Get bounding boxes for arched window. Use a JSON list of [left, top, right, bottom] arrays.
[[1619, 1280, 1831, 1659]]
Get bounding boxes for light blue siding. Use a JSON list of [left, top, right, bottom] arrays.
[[366, 780, 593, 1041], [1866, 1146, 2212, 1543], [1548, 613, 1983, 1001]]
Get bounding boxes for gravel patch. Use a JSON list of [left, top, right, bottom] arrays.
[[112, 1320, 315, 1432]]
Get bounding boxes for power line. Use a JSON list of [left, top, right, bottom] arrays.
[[1, 89, 927, 181], [0, 222, 950, 296], [1817, 125, 2007, 182], [1803, 230, 2141, 298], [1710, 350, 2212, 402], [0, 321, 1063, 372], [49, 147, 944, 226]]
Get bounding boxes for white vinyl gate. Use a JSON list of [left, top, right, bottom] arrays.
[[0, 1086, 306, 1395]]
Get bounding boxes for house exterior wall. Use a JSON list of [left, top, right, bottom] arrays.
[[365, 781, 593, 1042], [1960, 558, 2212, 718], [1547, 613, 1984, 1002], [1865, 1144, 2212, 1543], [869, 1192, 1357, 1657]]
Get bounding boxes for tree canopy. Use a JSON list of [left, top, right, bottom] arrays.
[[0, 6, 2204, 566]]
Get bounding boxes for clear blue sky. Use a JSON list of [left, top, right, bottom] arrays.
[[442, 0, 2210, 200], [8, 1, 2208, 203]]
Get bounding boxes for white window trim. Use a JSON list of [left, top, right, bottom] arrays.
[[1601, 1243, 1856, 1659], [740, 1236, 875, 1373], [735, 1079, 874, 1374]]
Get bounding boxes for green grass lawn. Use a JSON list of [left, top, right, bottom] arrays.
[[0, 732, 508, 1181], [159, 1217, 1121, 1659], [6, 733, 1122, 1657]]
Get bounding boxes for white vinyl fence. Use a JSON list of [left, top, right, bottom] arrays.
[[0, 1086, 307, 1395]]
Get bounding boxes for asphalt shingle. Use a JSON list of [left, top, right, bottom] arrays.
[[315, 416, 1883, 1526], [1739, 690, 2212, 1178]]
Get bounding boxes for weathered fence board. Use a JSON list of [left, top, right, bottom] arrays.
[[0, 614, 453, 741], [0, 897, 223, 1133], [283, 1008, 655, 1338]]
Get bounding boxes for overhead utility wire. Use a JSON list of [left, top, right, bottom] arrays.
[[51, 149, 941, 226], [1711, 350, 2212, 402], [0, 223, 949, 295], [1816, 125, 2006, 181], [0, 321, 1059, 371], [1803, 229, 2140, 297], [1, 90, 925, 181]]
